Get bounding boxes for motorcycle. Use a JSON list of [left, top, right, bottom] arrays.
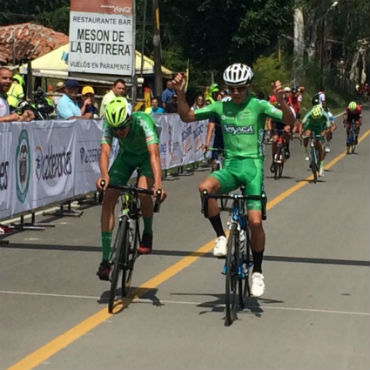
[[17, 87, 55, 120]]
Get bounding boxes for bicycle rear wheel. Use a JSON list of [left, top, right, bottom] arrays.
[[225, 223, 240, 326], [108, 216, 128, 313], [121, 218, 138, 297], [310, 147, 318, 183]]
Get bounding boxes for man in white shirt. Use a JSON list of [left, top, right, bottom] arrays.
[[99, 79, 128, 118]]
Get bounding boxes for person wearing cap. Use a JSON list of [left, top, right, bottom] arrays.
[[7, 73, 25, 110], [80, 85, 99, 119], [56, 79, 91, 120]]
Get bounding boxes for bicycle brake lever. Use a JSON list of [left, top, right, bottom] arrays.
[[153, 189, 162, 213]]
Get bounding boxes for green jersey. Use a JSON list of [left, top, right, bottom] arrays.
[[101, 111, 158, 154], [302, 110, 331, 133], [194, 96, 283, 159]]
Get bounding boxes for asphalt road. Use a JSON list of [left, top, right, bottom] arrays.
[[1, 107, 369, 370]]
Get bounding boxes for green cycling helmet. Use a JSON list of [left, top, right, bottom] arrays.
[[348, 101, 357, 111], [312, 104, 323, 119], [105, 97, 130, 128]]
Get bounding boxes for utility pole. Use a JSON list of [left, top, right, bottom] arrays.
[[152, 0, 162, 97]]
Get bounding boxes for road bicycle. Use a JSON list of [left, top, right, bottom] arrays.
[[272, 130, 287, 180], [202, 187, 267, 326], [308, 132, 320, 184], [346, 119, 358, 154], [102, 181, 161, 314]]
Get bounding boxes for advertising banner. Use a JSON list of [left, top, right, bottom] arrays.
[[0, 124, 12, 219], [0, 116, 208, 220], [30, 121, 76, 209], [69, 0, 134, 75]]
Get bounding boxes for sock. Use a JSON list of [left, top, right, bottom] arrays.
[[209, 214, 226, 237], [101, 231, 112, 261], [143, 216, 153, 235], [252, 250, 264, 273]]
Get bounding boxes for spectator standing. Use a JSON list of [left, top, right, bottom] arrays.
[[191, 94, 205, 110], [145, 97, 164, 115], [0, 67, 33, 123], [7, 73, 25, 110], [99, 79, 127, 118], [81, 85, 99, 118], [56, 79, 90, 120], [161, 80, 175, 109], [165, 94, 178, 113], [318, 87, 327, 108], [52, 81, 65, 106]]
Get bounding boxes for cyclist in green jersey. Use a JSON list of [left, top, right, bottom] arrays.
[[173, 63, 295, 297], [96, 98, 166, 280], [300, 104, 331, 177]]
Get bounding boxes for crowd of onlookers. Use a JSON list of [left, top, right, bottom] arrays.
[[1, 65, 233, 123]]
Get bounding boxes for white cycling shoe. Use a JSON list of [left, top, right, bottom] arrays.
[[213, 236, 227, 257], [250, 272, 265, 297]]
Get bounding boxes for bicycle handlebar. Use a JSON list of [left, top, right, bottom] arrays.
[[99, 181, 162, 212]]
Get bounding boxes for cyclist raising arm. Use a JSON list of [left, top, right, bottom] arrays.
[[173, 63, 295, 297], [96, 98, 166, 280]]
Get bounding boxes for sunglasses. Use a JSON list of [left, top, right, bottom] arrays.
[[227, 86, 247, 93]]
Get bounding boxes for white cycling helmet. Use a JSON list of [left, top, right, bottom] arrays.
[[223, 63, 254, 87]]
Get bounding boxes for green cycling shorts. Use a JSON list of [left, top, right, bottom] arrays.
[[210, 157, 264, 211], [109, 150, 153, 186]]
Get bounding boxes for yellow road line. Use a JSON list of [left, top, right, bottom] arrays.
[[7, 129, 369, 370]]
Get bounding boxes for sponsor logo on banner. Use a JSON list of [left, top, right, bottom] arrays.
[[181, 125, 193, 154], [15, 129, 31, 203], [193, 124, 204, 152], [35, 145, 72, 181], [80, 146, 101, 164], [0, 161, 9, 191]]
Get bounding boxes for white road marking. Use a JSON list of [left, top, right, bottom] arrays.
[[1, 290, 368, 316]]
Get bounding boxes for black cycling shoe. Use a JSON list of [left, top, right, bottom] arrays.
[[97, 260, 111, 281]]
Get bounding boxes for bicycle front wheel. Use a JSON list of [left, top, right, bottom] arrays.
[[225, 223, 240, 326], [108, 216, 128, 313], [121, 218, 138, 297]]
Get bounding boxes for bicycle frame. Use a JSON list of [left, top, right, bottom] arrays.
[[106, 182, 161, 313]]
